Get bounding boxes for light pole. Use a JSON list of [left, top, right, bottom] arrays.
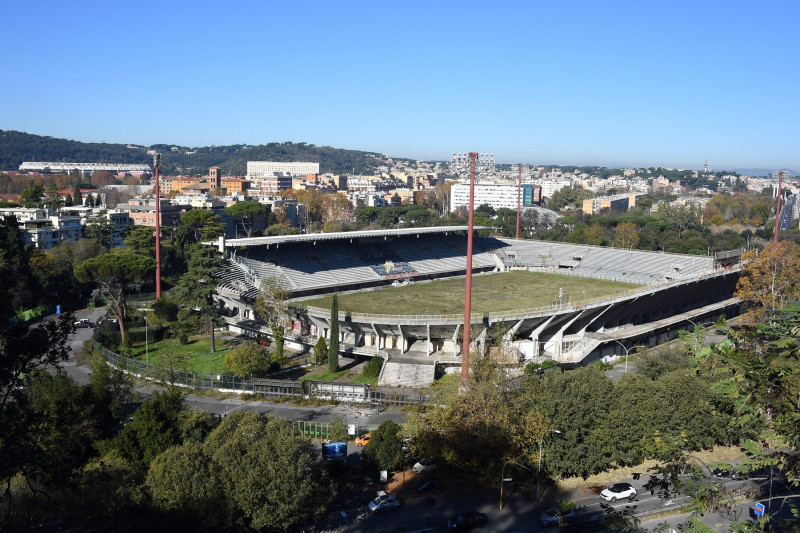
[[500, 459, 532, 510], [536, 429, 561, 501], [144, 315, 149, 365], [611, 339, 630, 373]]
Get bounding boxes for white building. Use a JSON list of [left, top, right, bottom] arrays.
[[450, 182, 537, 211], [246, 161, 319, 179]]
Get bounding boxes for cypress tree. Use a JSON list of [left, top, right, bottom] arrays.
[[328, 293, 339, 372], [72, 185, 82, 206]]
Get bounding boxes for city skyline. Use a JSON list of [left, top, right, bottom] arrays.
[[2, 1, 798, 170]]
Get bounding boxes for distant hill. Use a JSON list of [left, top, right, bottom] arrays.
[[731, 168, 798, 178], [0, 130, 400, 175]]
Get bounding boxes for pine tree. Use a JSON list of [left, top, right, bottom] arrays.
[[328, 293, 339, 372], [174, 245, 225, 353], [86, 194, 95, 207], [72, 185, 82, 206], [64, 193, 73, 207]]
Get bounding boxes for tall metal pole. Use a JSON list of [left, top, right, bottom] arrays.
[[515, 164, 522, 239], [461, 152, 478, 388], [773, 171, 783, 244], [154, 153, 162, 300]]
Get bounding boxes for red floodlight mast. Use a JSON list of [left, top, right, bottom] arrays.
[[154, 153, 162, 300], [515, 164, 522, 239], [461, 152, 478, 388], [773, 170, 784, 244]]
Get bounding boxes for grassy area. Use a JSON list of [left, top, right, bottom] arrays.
[[301, 270, 639, 315], [129, 336, 234, 374]]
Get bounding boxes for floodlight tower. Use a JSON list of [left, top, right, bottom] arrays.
[[153, 153, 162, 300], [461, 152, 478, 388], [516, 164, 522, 239], [704, 159, 708, 174], [773, 170, 784, 244]]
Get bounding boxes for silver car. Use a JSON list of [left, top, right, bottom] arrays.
[[368, 494, 400, 513]]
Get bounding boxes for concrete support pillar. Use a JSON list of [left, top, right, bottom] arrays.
[[398, 325, 406, 354], [452, 324, 460, 358], [427, 324, 432, 356]]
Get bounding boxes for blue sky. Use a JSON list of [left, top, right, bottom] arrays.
[[2, 1, 798, 170]]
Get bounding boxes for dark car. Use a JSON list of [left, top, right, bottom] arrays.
[[417, 479, 440, 495], [447, 511, 488, 531], [712, 467, 747, 480]]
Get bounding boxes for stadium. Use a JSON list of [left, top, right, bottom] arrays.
[[208, 226, 742, 387]]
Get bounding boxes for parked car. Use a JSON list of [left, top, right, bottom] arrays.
[[711, 467, 747, 480], [447, 511, 488, 531], [416, 479, 440, 494], [74, 319, 94, 328], [367, 493, 400, 513], [601, 482, 637, 502], [540, 507, 576, 527], [413, 457, 437, 473], [355, 433, 371, 447]]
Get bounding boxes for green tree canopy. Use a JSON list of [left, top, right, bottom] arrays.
[[73, 253, 155, 341]]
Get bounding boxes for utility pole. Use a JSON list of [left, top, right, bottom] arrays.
[[516, 164, 522, 239], [153, 153, 162, 300], [461, 152, 478, 389]]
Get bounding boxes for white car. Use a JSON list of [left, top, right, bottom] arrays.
[[367, 494, 400, 513], [413, 458, 437, 473], [600, 482, 637, 502]]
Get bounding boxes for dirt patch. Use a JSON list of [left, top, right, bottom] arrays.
[[555, 445, 744, 492]]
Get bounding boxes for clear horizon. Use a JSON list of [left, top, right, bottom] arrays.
[[2, 1, 798, 170]]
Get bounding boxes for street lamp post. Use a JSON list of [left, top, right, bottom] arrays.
[[536, 429, 561, 501], [611, 339, 630, 373], [500, 459, 532, 510], [144, 315, 149, 365]]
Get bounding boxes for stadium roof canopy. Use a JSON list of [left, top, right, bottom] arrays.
[[205, 225, 488, 248]]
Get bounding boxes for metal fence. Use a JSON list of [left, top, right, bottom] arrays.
[[95, 342, 430, 406]]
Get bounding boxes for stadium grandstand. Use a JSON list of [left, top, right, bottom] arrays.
[[208, 227, 742, 387]]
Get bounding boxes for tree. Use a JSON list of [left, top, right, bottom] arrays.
[[0, 215, 40, 318], [73, 253, 155, 342], [84, 218, 113, 248], [174, 245, 225, 353], [224, 341, 271, 377], [110, 391, 185, 467], [225, 201, 267, 238], [64, 193, 73, 207], [180, 209, 225, 243], [20, 184, 44, 206], [735, 241, 800, 314], [123, 225, 156, 257], [86, 193, 95, 208], [362, 420, 405, 471], [584, 222, 604, 245], [146, 442, 224, 526], [202, 412, 334, 531], [72, 184, 82, 206], [313, 336, 328, 366], [328, 293, 339, 371], [255, 276, 291, 360], [613, 221, 640, 249]]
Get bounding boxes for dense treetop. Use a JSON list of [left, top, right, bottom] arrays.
[[0, 130, 410, 175]]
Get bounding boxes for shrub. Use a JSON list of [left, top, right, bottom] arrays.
[[362, 356, 384, 378], [541, 360, 558, 369], [178, 332, 189, 345]]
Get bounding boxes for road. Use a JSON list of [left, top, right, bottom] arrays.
[[60, 307, 405, 427]]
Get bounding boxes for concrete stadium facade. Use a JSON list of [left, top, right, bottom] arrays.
[[210, 227, 742, 366]]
